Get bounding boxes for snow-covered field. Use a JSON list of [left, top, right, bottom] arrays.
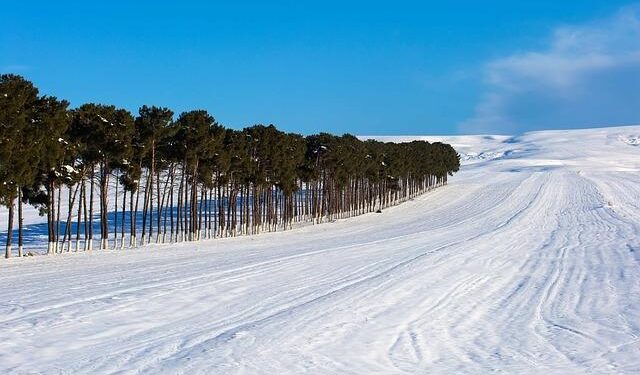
[[1, 126, 639, 374]]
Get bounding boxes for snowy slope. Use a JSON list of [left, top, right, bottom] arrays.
[[360, 134, 513, 164], [1, 126, 639, 374]]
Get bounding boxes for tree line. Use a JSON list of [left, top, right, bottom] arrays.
[[0, 74, 460, 258]]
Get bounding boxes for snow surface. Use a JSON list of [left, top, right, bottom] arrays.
[[1, 126, 640, 374]]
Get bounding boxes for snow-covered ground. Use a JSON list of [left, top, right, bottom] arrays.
[[1, 126, 639, 374]]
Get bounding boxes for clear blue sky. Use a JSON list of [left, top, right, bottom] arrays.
[[2, 1, 638, 135]]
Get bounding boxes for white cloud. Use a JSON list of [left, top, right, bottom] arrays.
[[460, 6, 640, 134]]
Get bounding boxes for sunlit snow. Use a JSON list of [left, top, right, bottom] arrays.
[[0, 125, 639, 374]]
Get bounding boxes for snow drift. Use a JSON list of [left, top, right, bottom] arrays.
[[1, 125, 639, 374]]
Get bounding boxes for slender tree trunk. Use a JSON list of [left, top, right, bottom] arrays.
[[62, 183, 80, 252], [133, 176, 141, 247], [56, 185, 61, 253], [198, 187, 204, 240], [99, 165, 109, 250], [5, 196, 14, 258], [76, 179, 83, 252], [208, 187, 213, 238], [121, 189, 126, 249], [204, 186, 209, 238], [89, 166, 95, 251], [149, 140, 155, 244], [177, 166, 183, 242], [114, 171, 119, 249], [156, 162, 162, 243], [18, 188, 23, 257], [131, 186, 138, 247], [184, 167, 190, 240], [141, 169, 150, 246], [217, 178, 222, 237], [83, 180, 88, 250], [158, 167, 170, 243], [47, 182, 54, 254], [169, 167, 175, 242]]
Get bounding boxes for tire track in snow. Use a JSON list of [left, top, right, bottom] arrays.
[[2, 127, 640, 374]]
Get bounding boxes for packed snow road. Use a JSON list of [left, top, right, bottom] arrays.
[[1, 126, 639, 374]]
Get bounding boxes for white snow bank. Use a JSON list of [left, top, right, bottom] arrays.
[[0, 125, 639, 374]]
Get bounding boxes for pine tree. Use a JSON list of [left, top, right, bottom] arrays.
[[0, 74, 461, 259], [0, 74, 40, 258], [174, 110, 224, 240], [135, 106, 175, 245], [71, 104, 134, 250], [27, 95, 72, 254]]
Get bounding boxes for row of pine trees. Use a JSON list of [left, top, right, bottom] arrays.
[[0, 74, 460, 258]]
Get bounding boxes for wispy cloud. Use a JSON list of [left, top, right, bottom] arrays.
[[460, 6, 640, 134]]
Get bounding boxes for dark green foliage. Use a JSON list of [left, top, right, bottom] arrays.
[[0, 74, 40, 206], [70, 103, 134, 169], [0, 74, 43, 257]]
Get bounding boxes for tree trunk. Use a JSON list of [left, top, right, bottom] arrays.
[[176, 166, 183, 242], [89, 166, 95, 250], [83, 180, 88, 250], [47, 181, 54, 254], [121, 189, 126, 249], [114, 171, 119, 249], [141, 169, 150, 246], [56, 185, 61, 253], [99, 165, 109, 250], [62, 183, 80, 252], [76, 179, 83, 252], [149, 139, 155, 244], [18, 187, 23, 257], [169, 167, 175, 242], [133, 175, 141, 247], [5, 196, 14, 258]]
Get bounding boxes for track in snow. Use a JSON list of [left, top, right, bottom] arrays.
[[1, 126, 639, 374]]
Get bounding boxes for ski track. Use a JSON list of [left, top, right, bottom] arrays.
[[1, 126, 640, 374]]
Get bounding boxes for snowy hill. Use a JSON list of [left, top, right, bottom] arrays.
[[1, 126, 639, 374]]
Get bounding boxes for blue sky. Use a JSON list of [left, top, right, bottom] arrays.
[[1, 1, 638, 135]]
